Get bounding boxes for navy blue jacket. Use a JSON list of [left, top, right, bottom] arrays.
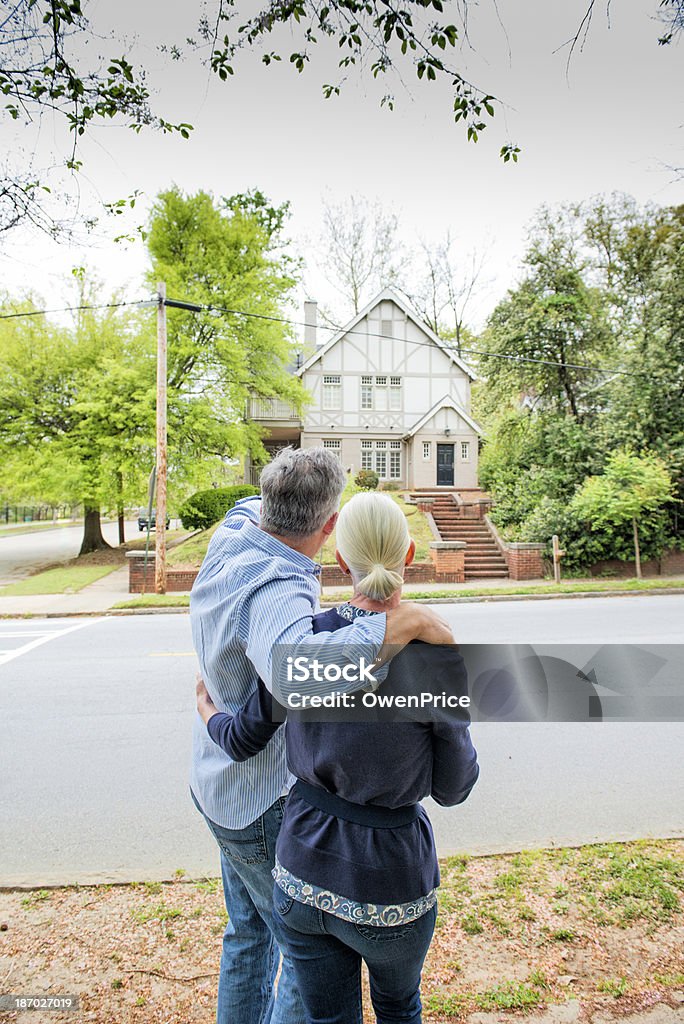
[[207, 607, 479, 905]]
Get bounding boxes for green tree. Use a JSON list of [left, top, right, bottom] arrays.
[[478, 207, 614, 419], [0, 280, 161, 552], [0, 290, 158, 552], [0, 189, 305, 552], [571, 450, 674, 577], [585, 201, 684, 525], [478, 406, 601, 531], [146, 187, 305, 470]]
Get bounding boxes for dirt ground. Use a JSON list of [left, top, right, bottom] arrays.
[[0, 840, 682, 1024]]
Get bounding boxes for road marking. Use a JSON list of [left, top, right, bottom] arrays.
[[0, 619, 104, 667], [0, 631, 57, 638]]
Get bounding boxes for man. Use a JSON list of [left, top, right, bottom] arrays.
[[190, 446, 453, 1024]]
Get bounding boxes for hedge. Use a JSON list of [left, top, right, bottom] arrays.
[[179, 485, 260, 531]]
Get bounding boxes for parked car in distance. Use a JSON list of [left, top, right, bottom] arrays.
[[138, 507, 171, 532]]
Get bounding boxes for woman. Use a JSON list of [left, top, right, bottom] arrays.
[[197, 492, 479, 1024]]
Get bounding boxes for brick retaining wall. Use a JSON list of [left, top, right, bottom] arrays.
[[320, 562, 439, 587], [127, 553, 198, 593], [128, 554, 464, 592], [506, 543, 546, 581], [128, 546, 684, 593]]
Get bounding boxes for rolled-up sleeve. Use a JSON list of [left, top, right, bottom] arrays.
[[242, 577, 387, 701]]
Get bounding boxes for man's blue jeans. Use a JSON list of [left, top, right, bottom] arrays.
[[272, 883, 438, 1024], [192, 791, 307, 1024]]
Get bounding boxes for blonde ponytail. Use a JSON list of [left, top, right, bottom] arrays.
[[335, 493, 411, 602], [357, 565, 405, 602]]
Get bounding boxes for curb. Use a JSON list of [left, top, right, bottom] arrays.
[[0, 587, 682, 618], [391, 586, 684, 606], [3, 833, 684, 890]]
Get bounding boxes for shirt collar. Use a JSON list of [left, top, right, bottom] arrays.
[[242, 520, 321, 576]]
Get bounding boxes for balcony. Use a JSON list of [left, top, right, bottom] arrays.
[[248, 398, 300, 421]]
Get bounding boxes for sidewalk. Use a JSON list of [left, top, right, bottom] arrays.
[[1, 568, 683, 617], [0, 566, 130, 617]]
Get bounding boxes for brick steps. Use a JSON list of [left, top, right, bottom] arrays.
[[413, 491, 509, 580], [466, 569, 512, 578]]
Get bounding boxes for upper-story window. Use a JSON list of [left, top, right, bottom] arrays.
[[361, 376, 373, 410], [389, 377, 402, 410], [360, 375, 402, 411], [322, 375, 342, 410]]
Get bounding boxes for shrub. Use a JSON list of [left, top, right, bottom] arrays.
[[513, 494, 675, 575], [179, 485, 259, 531], [354, 469, 379, 490]]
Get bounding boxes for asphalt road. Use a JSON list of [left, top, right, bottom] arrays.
[[0, 521, 140, 585], [0, 596, 682, 887]]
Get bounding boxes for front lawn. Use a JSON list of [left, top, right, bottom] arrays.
[[0, 565, 118, 596], [167, 525, 220, 567], [165, 485, 434, 569]]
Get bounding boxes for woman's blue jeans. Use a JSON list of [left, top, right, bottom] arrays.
[[193, 792, 307, 1024], [272, 883, 438, 1024]]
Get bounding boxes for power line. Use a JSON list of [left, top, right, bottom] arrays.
[[0, 293, 648, 378], [178, 298, 648, 379], [0, 300, 153, 321]]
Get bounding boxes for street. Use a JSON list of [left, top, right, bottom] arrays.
[[0, 596, 682, 887], [0, 521, 140, 585]]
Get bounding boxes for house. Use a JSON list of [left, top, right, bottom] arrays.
[[245, 288, 484, 489]]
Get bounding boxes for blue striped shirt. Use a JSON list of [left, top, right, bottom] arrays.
[[189, 497, 387, 829]]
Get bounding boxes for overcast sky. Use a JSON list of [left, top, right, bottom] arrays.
[[2, 0, 682, 330]]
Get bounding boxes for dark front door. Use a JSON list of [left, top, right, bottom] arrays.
[[436, 444, 454, 486]]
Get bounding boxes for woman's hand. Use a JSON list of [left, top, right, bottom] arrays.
[[196, 673, 218, 725]]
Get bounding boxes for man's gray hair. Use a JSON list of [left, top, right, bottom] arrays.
[[259, 446, 347, 538]]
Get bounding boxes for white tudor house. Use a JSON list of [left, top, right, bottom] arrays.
[[245, 288, 484, 490]]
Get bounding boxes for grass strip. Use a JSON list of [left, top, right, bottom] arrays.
[[113, 594, 191, 609], [0, 564, 118, 596], [113, 576, 684, 610], [322, 577, 684, 602]]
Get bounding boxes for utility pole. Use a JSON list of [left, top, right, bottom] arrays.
[[155, 282, 168, 594]]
